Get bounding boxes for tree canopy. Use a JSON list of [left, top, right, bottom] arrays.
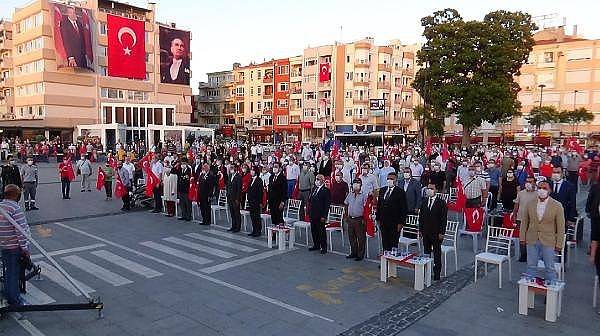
[[411, 9, 537, 144], [526, 105, 559, 132]]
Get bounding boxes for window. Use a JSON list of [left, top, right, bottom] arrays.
[[250, 87, 254, 96], [345, 72, 353, 80], [17, 60, 44, 74], [264, 101, 273, 111], [16, 37, 43, 54], [17, 13, 42, 34], [102, 88, 125, 99], [304, 92, 316, 100], [277, 115, 288, 125], [236, 87, 244, 95], [257, 86, 262, 95], [99, 22, 107, 35], [304, 58, 317, 66], [115, 107, 124, 124], [345, 90, 353, 98], [16, 83, 44, 96], [277, 99, 288, 108], [345, 108, 352, 117], [154, 108, 163, 125], [346, 55, 350, 63], [166, 108, 174, 126], [543, 52, 554, 63], [257, 102, 262, 110], [277, 65, 289, 75], [250, 71, 253, 80], [278, 82, 289, 92], [257, 70, 262, 79], [263, 116, 273, 126], [566, 49, 593, 61]]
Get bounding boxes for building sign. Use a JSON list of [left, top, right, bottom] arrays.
[[369, 99, 385, 117], [313, 121, 326, 129], [50, 2, 95, 71], [159, 26, 191, 85], [301, 122, 313, 129]]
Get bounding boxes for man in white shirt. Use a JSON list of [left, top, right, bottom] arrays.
[[161, 38, 190, 84], [409, 159, 424, 181], [286, 160, 300, 197], [378, 160, 396, 189], [122, 157, 135, 181]]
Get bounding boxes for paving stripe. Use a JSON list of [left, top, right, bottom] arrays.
[[202, 229, 268, 247], [184, 232, 258, 252], [21, 283, 55, 305], [200, 249, 290, 274], [56, 222, 334, 322], [61, 255, 133, 286], [37, 261, 95, 296], [10, 313, 46, 336], [163, 237, 237, 258], [31, 243, 107, 260], [91, 250, 163, 279], [139, 241, 213, 265]]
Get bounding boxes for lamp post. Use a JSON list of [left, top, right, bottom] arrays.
[[573, 90, 578, 110], [538, 84, 546, 107]]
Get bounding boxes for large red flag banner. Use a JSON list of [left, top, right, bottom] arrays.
[[319, 63, 331, 82], [107, 14, 146, 79]]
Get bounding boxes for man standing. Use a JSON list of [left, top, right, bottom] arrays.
[[151, 155, 164, 213], [100, 161, 114, 201], [286, 159, 300, 198], [419, 183, 448, 280], [566, 152, 581, 192], [376, 172, 408, 252], [20, 157, 39, 211], [0, 185, 31, 306], [58, 156, 73, 199], [197, 163, 215, 225], [344, 178, 367, 260], [549, 167, 577, 228], [513, 176, 539, 262], [122, 157, 135, 184], [359, 163, 377, 195], [586, 179, 600, 291], [330, 171, 349, 206], [521, 181, 565, 281], [318, 154, 332, 177], [486, 159, 502, 210], [298, 162, 315, 219], [378, 160, 396, 190], [118, 162, 132, 211], [463, 164, 488, 208], [309, 174, 331, 254], [2, 155, 22, 189], [247, 167, 264, 237], [227, 164, 242, 232], [401, 167, 422, 215], [410, 158, 424, 182], [268, 163, 288, 226], [175, 158, 192, 221], [77, 154, 92, 192]]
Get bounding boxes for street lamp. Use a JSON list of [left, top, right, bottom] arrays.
[[573, 90, 578, 111], [538, 84, 546, 107]]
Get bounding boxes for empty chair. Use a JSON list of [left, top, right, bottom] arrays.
[[239, 200, 252, 233], [211, 190, 229, 227], [284, 199, 302, 225], [441, 220, 460, 277], [449, 187, 458, 203], [398, 214, 421, 253], [565, 217, 581, 267], [326, 205, 345, 252], [365, 227, 382, 259], [474, 226, 514, 289]]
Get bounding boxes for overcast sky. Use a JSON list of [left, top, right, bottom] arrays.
[[1, 0, 599, 93]]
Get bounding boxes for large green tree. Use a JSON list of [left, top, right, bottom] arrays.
[[412, 9, 537, 145], [558, 107, 594, 132], [413, 105, 444, 137], [526, 105, 559, 133]]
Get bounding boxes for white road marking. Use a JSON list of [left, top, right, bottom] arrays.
[[184, 232, 258, 252], [55, 222, 334, 322], [139, 241, 213, 265], [61, 255, 133, 286], [200, 249, 290, 274], [10, 313, 46, 336], [30, 243, 106, 260], [21, 283, 55, 305], [91, 250, 163, 278], [202, 229, 268, 247], [163, 237, 237, 258], [37, 261, 95, 296]]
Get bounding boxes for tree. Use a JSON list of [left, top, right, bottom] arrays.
[[411, 9, 537, 145], [413, 105, 445, 137], [558, 107, 594, 132], [526, 105, 559, 133]]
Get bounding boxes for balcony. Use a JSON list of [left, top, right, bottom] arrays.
[[263, 76, 273, 83], [402, 68, 414, 76], [291, 88, 302, 95], [355, 61, 370, 69], [378, 46, 393, 54], [377, 81, 391, 90], [263, 108, 273, 114], [354, 80, 369, 87], [263, 93, 273, 99], [355, 41, 371, 49], [0, 57, 12, 69], [0, 39, 12, 51], [235, 95, 244, 101], [353, 98, 369, 105], [291, 71, 302, 78], [353, 115, 369, 122], [0, 77, 13, 88], [378, 63, 392, 72], [236, 78, 245, 85]]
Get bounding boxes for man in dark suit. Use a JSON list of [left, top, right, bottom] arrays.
[[60, 6, 87, 68], [401, 167, 423, 215], [247, 166, 264, 237], [268, 163, 288, 226], [586, 180, 600, 281], [174, 158, 192, 221], [197, 163, 215, 226], [419, 183, 448, 280], [550, 166, 577, 261], [376, 172, 408, 252], [227, 164, 242, 232], [318, 155, 332, 177], [161, 37, 190, 85], [309, 174, 331, 254]]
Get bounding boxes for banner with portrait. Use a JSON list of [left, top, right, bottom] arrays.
[[50, 2, 95, 70], [159, 26, 191, 85]]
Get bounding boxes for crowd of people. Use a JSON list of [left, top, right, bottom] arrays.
[[1, 135, 600, 309]]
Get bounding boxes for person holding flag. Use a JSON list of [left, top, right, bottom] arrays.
[[116, 162, 132, 211], [100, 161, 115, 201], [96, 166, 105, 193], [149, 154, 164, 213], [58, 156, 75, 199]]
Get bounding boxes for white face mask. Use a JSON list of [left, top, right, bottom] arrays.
[[352, 183, 361, 191], [27, 160, 33, 165], [387, 179, 395, 188], [537, 189, 549, 199], [425, 188, 435, 197], [273, 168, 279, 174], [403, 172, 411, 179], [525, 182, 533, 191], [552, 173, 562, 182], [335, 176, 342, 182], [315, 180, 323, 187]]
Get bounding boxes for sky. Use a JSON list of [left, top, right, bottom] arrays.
[[2, 0, 600, 93]]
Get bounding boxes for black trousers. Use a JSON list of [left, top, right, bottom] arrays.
[[61, 177, 70, 197], [179, 192, 192, 220], [249, 204, 261, 235], [423, 235, 442, 277], [269, 201, 284, 225], [567, 171, 578, 192], [153, 186, 163, 211], [380, 223, 399, 252], [489, 185, 499, 210], [199, 196, 211, 225], [310, 218, 327, 250], [122, 189, 131, 210], [228, 199, 241, 231], [104, 181, 112, 198]]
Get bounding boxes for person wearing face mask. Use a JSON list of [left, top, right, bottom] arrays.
[[58, 157, 75, 199], [513, 176, 538, 262], [162, 164, 178, 217], [456, 159, 470, 183], [549, 167, 577, 243], [376, 172, 408, 252], [173, 158, 193, 221], [585, 178, 600, 288], [298, 163, 315, 219], [486, 160, 501, 210], [240, 164, 252, 208], [341, 159, 355, 185], [521, 181, 565, 281], [268, 163, 288, 227], [308, 174, 331, 254], [402, 168, 422, 215], [318, 155, 332, 177], [359, 163, 377, 195], [286, 158, 300, 198], [418, 183, 447, 280], [463, 164, 488, 208], [430, 163, 446, 192], [247, 166, 264, 237], [409, 158, 424, 182], [566, 152, 581, 192], [100, 161, 114, 201], [344, 178, 368, 261], [378, 160, 395, 189], [117, 162, 132, 211], [499, 169, 518, 211], [226, 164, 243, 232], [197, 163, 216, 225], [330, 172, 349, 205], [20, 157, 39, 210]]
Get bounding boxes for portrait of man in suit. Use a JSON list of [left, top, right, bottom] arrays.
[[160, 28, 191, 85], [53, 4, 93, 70]]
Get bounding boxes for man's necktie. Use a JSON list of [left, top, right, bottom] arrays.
[[385, 188, 391, 200], [428, 198, 433, 210], [554, 183, 559, 194]]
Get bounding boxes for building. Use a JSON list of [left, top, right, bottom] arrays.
[[0, 0, 203, 148], [0, 20, 14, 121], [194, 69, 235, 134]]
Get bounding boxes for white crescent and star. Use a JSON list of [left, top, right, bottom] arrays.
[[117, 27, 137, 56]]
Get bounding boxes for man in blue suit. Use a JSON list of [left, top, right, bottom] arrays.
[[401, 167, 423, 215], [309, 174, 331, 254], [550, 166, 577, 261]]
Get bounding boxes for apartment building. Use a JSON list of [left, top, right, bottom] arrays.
[[0, 20, 14, 121], [0, 0, 198, 148], [195, 70, 235, 131]]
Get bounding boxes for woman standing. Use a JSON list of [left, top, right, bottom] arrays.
[[499, 169, 519, 211], [162, 164, 178, 217]]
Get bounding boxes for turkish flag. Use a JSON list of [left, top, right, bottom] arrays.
[[319, 63, 331, 82], [464, 207, 485, 232], [364, 194, 375, 238], [115, 174, 127, 198], [96, 167, 105, 191], [144, 167, 160, 197], [107, 15, 145, 79], [188, 176, 198, 202]]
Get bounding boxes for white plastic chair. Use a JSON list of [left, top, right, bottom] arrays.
[[261, 205, 273, 234], [211, 190, 229, 227], [192, 202, 202, 223], [161, 196, 179, 217], [436, 193, 450, 203], [284, 199, 302, 225], [594, 275, 598, 308], [474, 226, 513, 288], [566, 217, 581, 267], [398, 214, 421, 253], [441, 220, 459, 277], [449, 187, 458, 203], [459, 211, 485, 253], [365, 224, 382, 259], [239, 200, 251, 233], [326, 205, 345, 252]]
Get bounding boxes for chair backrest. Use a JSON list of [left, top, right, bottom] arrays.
[[449, 187, 458, 202], [286, 199, 302, 220], [483, 192, 493, 211], [443, 220, 459, 246], [137, 178, 145, 186], [436, 193, 449, 203], [402, 214, 420, 237], [484, 227, 514, 256], [566, 217, 581, 242], [328, 205, 345, 224], [218, 189, 227, 206]]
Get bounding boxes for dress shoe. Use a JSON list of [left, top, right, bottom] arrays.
[[177, 217, 185, 220], [227, 228, 234, 232], [320, 250, 327, 254], [308, 246, 320, 251], [354, 257, 363, 261], [433, 275, 441, 281], [30, 206, 39, 210], [252, 233, 261, 237], [247, 233, 256, 236], [346, 254, 357, 259], [232, 229, 240, 233], [151, 210, 160, 213], [65, 196, 71, 199]]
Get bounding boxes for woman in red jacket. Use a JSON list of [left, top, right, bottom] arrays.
[[240, 164, 252, 208], [539, 157, 554, 179]]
